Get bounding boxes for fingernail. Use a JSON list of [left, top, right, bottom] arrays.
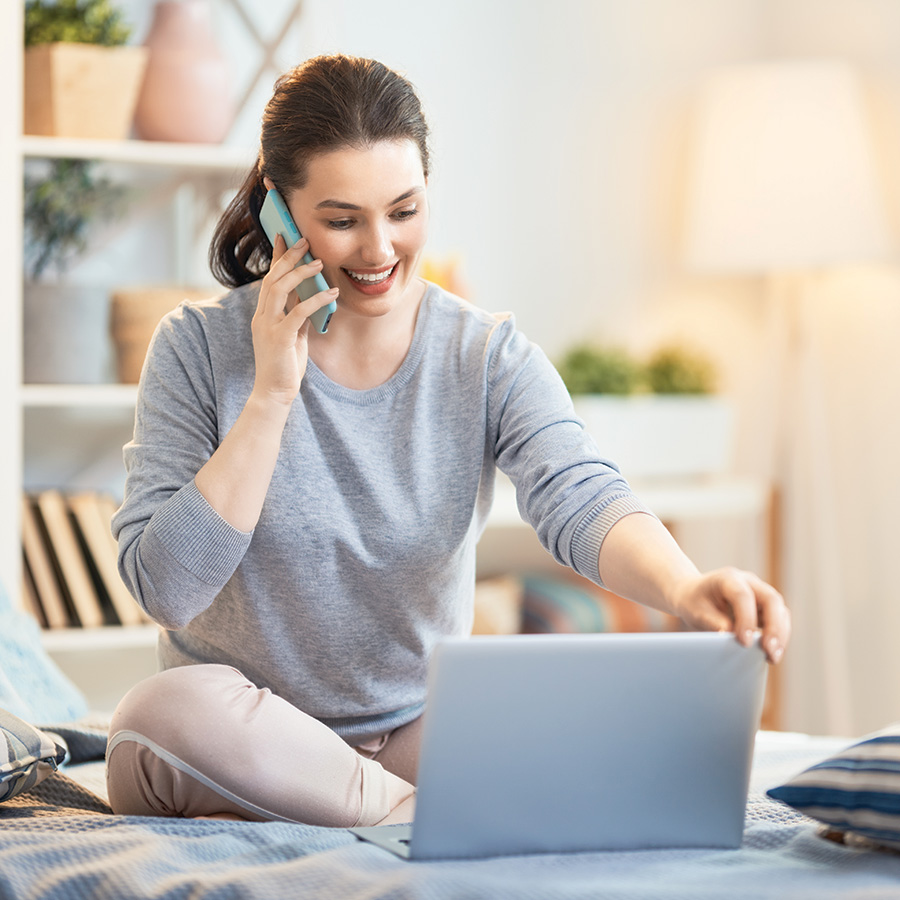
[[743, 630, 754, 646], [766, 638, 783, 663]]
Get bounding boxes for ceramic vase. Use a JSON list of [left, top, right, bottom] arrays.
[[133, 0, 235, 143]]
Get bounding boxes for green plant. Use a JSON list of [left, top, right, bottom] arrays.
[[24, 0, 132, 47], [555, 345, 641, 395], [643, 345, 716, 395], [24, 159, 127, 280]]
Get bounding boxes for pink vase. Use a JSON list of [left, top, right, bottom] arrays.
[[134, 0, 235, 143]]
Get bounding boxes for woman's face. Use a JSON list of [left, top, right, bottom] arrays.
[[283, 140, 429, 322]]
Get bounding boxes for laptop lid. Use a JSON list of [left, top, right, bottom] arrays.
[[353, 631, 767, 860]]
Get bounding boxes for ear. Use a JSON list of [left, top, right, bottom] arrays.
[[263, 176, 275, 192]]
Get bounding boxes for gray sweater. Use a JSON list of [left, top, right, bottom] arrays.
[[113, 281, 650, 743]]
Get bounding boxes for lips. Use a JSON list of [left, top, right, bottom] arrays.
[[341, 263, 399, 295]]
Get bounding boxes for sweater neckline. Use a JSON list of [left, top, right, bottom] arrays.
[[302, 282, 434, 405]]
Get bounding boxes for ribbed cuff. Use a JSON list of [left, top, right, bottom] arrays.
[[571, 495, 657, 587], [146, 480, 253, 586]]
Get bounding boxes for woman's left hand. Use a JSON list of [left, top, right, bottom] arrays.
[[669, 568, 791, 664]]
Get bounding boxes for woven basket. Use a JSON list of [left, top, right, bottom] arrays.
[[110, 287, 211, 384]]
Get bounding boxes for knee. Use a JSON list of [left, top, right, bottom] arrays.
[[109, 664, 249, 749], [106, 664, 259, 818]]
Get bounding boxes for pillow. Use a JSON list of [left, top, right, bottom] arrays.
[[767, 722, 900, 851], [0, 585, 88, 724], [0, 707, 68, 802]]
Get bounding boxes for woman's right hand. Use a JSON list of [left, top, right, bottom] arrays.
[[251, 233, 339, 405]]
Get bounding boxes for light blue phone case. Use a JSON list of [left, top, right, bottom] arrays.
[[258, 188, 337, 334]]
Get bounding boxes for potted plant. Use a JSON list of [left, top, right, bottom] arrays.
[[557, 343, 734, 480], [24, 0, 148, 140], [23, 157, 127, 383], [555, 344, 640, 396]]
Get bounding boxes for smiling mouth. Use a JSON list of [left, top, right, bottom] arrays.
[[342, 264, 397, 285]]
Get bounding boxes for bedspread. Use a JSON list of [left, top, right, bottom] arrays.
[[1, 733, 899, 899]]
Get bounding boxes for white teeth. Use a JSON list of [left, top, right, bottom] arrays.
[[346, 266, 395, 283]]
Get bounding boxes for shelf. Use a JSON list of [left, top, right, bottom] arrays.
[[22, 384, 139, 408], [41, 624, 160, 713], [21, 135, 255, 171], [632, 477, 771, 522], [488, 474, 770, 530], [41, 623, 158, 653]]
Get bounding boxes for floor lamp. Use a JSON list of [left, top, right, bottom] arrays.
[[682, 60, 892, 735]]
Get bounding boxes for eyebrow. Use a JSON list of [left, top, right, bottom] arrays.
[[314, 186, 424, 211]]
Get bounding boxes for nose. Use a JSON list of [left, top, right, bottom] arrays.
[[359, 223, 393, 266]]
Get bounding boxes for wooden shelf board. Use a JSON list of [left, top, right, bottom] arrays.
[[22, 384, 138, 408], [21, 135, 254, 171]]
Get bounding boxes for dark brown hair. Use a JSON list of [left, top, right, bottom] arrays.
[[209, 54, 431, 288]]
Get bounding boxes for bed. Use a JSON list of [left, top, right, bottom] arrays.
[[4, 601, 900, 898], [2, 724, 900, 897]]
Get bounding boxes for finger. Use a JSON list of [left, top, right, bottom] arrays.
[[284, 286, 339, 330], [716, 568, 760, 646], [269, 235, 309, 272], [271, 232, 288, 263], [261, 257, 324, 318], [746, 573, 791, 664], [272, 256, 324, 296], [257, 235, 301, 318]]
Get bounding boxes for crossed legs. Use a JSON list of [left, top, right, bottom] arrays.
[[105, 664, 419, 826]]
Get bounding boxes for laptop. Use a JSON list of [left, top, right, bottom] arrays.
[[350, 631, 767, 860]]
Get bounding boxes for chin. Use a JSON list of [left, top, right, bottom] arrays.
[[338, 276, 418, 317]]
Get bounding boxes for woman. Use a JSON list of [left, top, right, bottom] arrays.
[[106, 54, 790, 827]]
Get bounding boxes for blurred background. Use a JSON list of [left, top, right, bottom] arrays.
[[9, 0, 900, 734]]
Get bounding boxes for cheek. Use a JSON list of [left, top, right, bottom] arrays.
[[402, 218, 430, 256], [306, 229, 347, 266]]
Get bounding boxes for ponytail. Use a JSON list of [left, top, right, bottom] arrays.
[[208, 160, 274, 288]]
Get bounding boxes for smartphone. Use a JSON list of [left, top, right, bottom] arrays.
[[258, 188, 337, 334]]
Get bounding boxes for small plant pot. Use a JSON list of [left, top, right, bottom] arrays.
[[24, 43, 148, 140], [110, 286, 211, 383]]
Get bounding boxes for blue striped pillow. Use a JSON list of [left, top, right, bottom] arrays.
[[1, 708, 68, 802], [767, 723, 900, 850]]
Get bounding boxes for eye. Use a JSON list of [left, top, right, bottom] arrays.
[[392, 207, 419, 222], [328, 218, 355, 230]]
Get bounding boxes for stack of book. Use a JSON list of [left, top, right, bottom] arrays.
[[21, 490, 151, 629]]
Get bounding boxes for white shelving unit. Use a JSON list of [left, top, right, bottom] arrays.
[[13, 133, 246, 666], [1, 10, 253, 702], [9, 141, 249, 707]]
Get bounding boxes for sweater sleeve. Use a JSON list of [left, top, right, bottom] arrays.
[[485, 318, 654, 585], [112, 304, 253, 630]]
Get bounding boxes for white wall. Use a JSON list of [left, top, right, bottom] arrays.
[[110, 0, 768, 355], [68, 0, 900, 736]]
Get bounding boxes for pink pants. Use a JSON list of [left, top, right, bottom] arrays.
[[106, 664, 419, 826]]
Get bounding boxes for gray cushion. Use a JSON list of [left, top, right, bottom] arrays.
[[1, 707, 68, 802]]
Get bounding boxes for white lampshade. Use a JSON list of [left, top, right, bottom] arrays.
[[684, 60, 892, 273]]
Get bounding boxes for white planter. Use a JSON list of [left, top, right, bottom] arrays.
[[572, 394, 735, 480], [23, 282, 114, 384]]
